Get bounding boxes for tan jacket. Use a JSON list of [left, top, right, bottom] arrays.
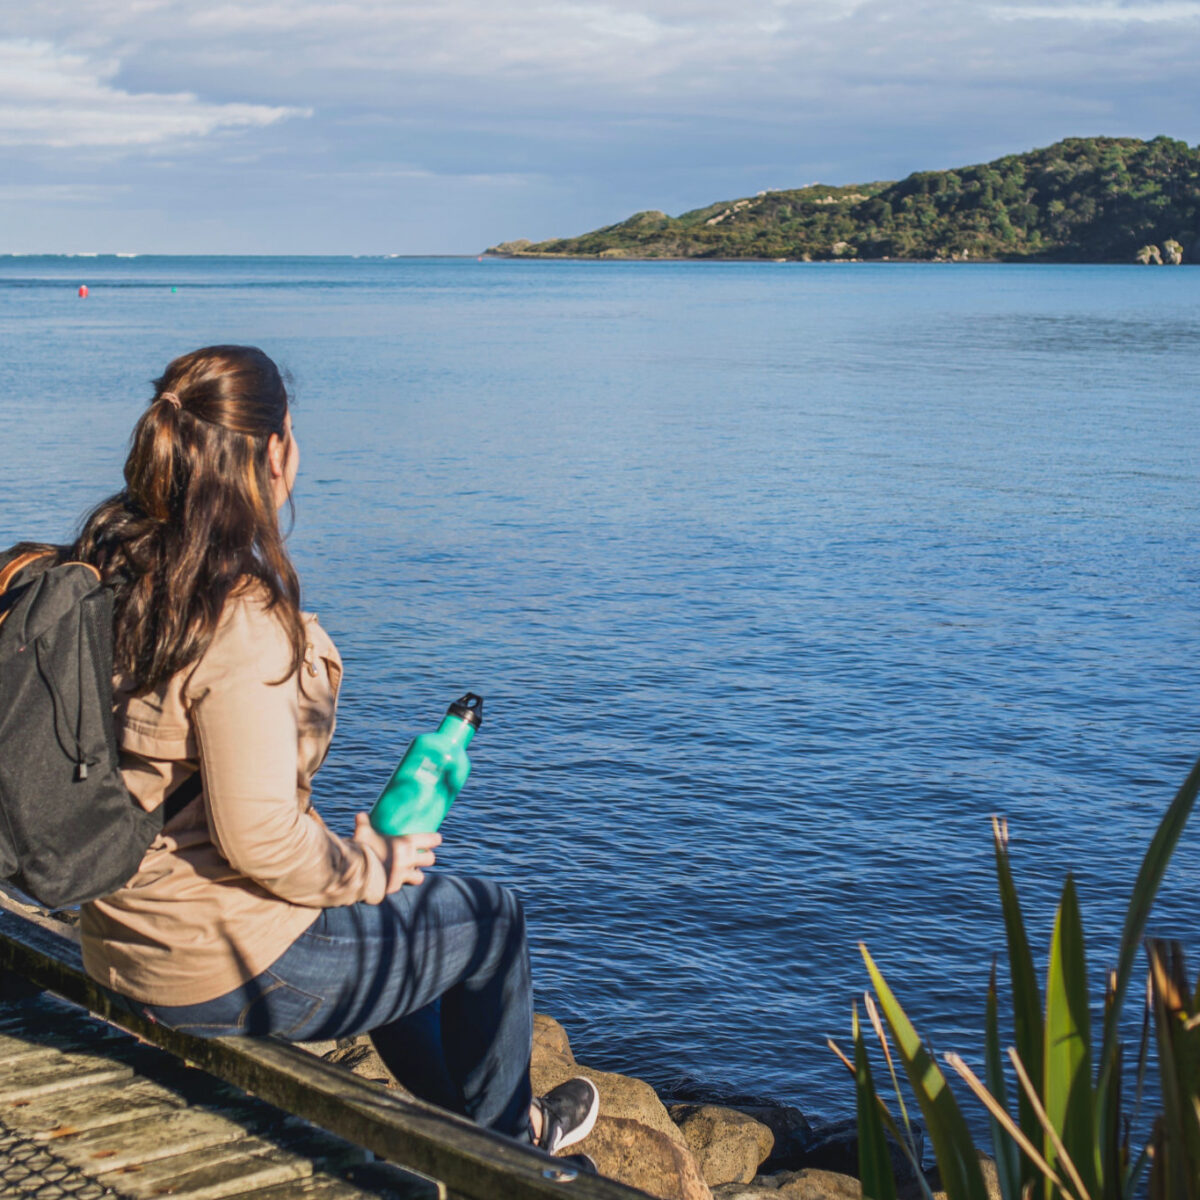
[[80, 589, 388, 1005]]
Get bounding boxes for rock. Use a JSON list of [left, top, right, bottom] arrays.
[[730, 1105, 812, 1172], [582, 1115, 712, 1200], [298, 1039, 339, 1058], [973, 1153, 1002, 1200], [532, 1049, 688, 1148], [714, 1167, 861, 1198], [322, 1036, 404, 1089], [799, 1117, 921, 1189], [533, 1012, 574, 1062], [1164, 238, 1184, 265], [669, 1105, 774, 1186], [917, 1151, 1001, 1200], [1135, 244, 1163, 264]]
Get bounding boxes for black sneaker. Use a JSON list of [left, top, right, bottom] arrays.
[[534, 1076, 600, 1154], [539, 1154, 598, 1180], [556, 1153, 599, 1175]]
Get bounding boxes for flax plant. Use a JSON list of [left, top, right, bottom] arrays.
[[830, 757, 1200, 1200], [1144, 939, 1200, 1198]]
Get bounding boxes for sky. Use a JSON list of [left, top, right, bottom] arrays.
[[2, 0, 1199, 254]]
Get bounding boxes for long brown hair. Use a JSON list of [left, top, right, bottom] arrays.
[[75, 345, 306, 690]]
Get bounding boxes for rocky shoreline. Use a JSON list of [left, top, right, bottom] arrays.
[[305, 1013, 1002, 1200]]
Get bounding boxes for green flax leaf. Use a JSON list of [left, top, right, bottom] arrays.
[[993, 816, 1045, 1192], [1099, 758, 1200, 1089], [1097, 756, 1200, 1152], [1147, 941, 1200, 1200], [854, 1002, 900, 1200], [986, 962, 1022, 1200], [1043, 876, 1098, 1200], [862, 945, 989, 1200]]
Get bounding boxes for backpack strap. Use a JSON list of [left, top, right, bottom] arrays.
[[2, 548, 203, 826], [162, 772, 203, 825], [0, 549, 72, 634], [0, 549, 52, 597]]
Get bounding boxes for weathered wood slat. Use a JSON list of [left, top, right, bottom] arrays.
[[0, 1016, 429, 1198], [93, 1137, 317, 1200], [5, 1077, 186, 1138], [0, 894, 652, 1200], [0, 1038, 60, 1066], [0, 1011, 435, 1200], [230, 1175, 400, 1200], [0, 1016, 126, 1066], [0, 1049, 133, 1100], [266, 1118, 374, 1169], [0, 1000, 126, 1042], [48, 1106, 265, 1171]]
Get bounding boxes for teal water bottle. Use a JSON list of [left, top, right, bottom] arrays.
[[369, 694, 484, 836]]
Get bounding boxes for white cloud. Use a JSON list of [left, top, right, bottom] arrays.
[[2, 0, 1198, 251], [0, 182, 130, 201], [993, 2, 1200, 18], [0, 39, 309, 148], [551, 3, 669, 44], [6, 0, 1193, 110], [186, 2, 364, 32], [377, 168, 538, 186], [115, 1, 845, 85]]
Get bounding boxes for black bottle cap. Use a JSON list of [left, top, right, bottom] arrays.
[[447, 693, 484, 728]]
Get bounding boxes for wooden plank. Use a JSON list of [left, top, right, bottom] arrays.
[[0, 1021, 123, 1065], [0, 1049, 133, 1100], [0, 1032, 194, 1098], [233, 1174, 421, 1200], [266, 1117, 374, 1169], [0, 895, 652, 1200], [0, 995, 126, 1042], [339, 1160, 445, 1200], [48, 1106, 274, 1172], [93, 1137, 315, 1200], [0, 1039, 62, 1067], [3, 1076, 186, 1138], [0, 1021, 434, 1200]]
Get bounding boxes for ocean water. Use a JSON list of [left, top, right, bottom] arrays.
[[2, 255, 1199, 1122]]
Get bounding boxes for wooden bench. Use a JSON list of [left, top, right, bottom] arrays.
[[0, 891, 648, 1200]]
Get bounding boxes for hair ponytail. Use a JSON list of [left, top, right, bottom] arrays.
[[127, 395, 186, 523], [75, 346, 305, 691]]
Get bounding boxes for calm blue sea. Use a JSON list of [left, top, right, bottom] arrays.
[[2, 255, 1199, 1121]]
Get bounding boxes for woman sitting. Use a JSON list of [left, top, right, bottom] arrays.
[[74, 344, 598, 1158]]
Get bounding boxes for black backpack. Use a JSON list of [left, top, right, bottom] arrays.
[[0, 545, 198, 908]]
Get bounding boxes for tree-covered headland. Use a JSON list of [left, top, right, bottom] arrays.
[[488, 137, 1200, 263]]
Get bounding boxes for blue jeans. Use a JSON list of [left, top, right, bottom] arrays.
[[143, 874, 534, 1140]]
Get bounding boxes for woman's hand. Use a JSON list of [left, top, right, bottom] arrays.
[[352, 814, 442, 894]]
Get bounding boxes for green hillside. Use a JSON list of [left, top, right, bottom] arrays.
[[488, 137, 1200, 263]]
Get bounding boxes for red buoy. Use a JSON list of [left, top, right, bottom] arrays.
[[78, 285, 89, 298]]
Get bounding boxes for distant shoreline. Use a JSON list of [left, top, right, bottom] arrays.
[[481, 251, 1192, 266], [486, 136, 1199, 266], [0, 251, 1191, 266]]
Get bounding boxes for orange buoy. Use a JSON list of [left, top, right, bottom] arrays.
[[78, 285, 88, 298]]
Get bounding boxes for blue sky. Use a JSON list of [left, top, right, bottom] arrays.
[[3, 1, 1199, 254]]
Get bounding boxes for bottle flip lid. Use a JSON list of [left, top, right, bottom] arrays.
[[447, 693, 484, 728]]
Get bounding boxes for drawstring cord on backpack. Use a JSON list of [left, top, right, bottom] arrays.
[[75, 609, 91, 778], [33, 613, 94, 780]]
